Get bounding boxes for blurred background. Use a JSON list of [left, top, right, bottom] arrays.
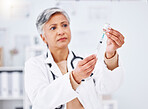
[[0, 0, 148, 109]]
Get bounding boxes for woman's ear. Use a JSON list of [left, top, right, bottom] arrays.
[[40, 34, 47, 44]]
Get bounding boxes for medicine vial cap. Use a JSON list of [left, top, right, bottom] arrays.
[[103, 23, 110, 30]]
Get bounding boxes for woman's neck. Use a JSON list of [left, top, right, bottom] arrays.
[[49, 47, 69, 63]]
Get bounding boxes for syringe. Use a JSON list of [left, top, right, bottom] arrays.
[[86, 23, 111, 80], [96, 23, 110, 57]]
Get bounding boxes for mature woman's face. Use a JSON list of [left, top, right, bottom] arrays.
[[42, 13, 71, 49]]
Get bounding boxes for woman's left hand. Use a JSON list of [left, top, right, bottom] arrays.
[[104, 28, 125, 58]]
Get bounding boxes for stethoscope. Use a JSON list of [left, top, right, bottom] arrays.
[[46, 51, 84, 80], [70, 51, 93, 79], [46, 51, 94, 81], [71, 51, 83, 69], [46, 51, 94, 109]]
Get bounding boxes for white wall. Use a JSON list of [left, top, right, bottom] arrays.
[[110, 2, 148, 109], [0, 0, 148, 109]]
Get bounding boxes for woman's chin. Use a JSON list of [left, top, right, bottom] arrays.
[[58, 43, 69, 49]]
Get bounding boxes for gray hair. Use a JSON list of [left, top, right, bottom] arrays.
[[36, 7, 70, 35]]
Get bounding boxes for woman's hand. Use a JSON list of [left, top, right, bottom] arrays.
[[72, 54, 97, 84], [104, 28, 125, 58]]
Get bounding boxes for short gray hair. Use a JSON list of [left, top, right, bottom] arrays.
[[36, 7, 70, 35]]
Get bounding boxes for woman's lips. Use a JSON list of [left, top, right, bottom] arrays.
[[58, 37, 67, 41]]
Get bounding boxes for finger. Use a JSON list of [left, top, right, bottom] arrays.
[[86, 66, 95, 77], [83, 60, 97, 78], [107, 36, 119, 48], [79, 54, 96, 66], [83, 64, 95, 77], [104, 28, 124, 44], [107, 28, 124, 43], [106, 33, 123, 47], [112, 28, 125, 41], [82, 58, 97, 70], [85, 58, 97, 73]]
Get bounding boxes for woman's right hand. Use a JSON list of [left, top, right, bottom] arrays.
[[72, 54, 97, 84]]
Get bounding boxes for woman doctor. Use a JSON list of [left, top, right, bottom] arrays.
[[25, 7, 125, 109]]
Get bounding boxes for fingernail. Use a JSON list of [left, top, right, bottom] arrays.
[[94, 54, 97, 58], [108, 27, 112, 29], [107, 29, 110, 32]]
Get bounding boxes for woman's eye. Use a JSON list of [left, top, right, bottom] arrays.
[[50, 27, 56, 30], [63, 24, 68, 27]]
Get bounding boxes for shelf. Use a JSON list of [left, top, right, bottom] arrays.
[[0, 66, 24, 71], [0, 96, 23, 100]]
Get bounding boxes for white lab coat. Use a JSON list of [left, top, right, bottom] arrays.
[[24, 49, 124, 109]]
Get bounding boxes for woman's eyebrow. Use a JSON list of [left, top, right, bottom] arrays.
[[49, 24, 56, 27], [49, 21, 68, 27], [48, 24, 57, 28], [61, 21, 68, 24]]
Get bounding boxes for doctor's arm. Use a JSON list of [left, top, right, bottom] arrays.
[[24, 58, 78, 109], [94, 28, 125, 94], [104, 27, 124, 70]]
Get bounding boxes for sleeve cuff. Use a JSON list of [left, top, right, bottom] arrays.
[[104, 51, 119, 70], [70, 71, 80, 90]]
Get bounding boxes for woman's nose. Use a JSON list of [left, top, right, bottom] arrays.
[[57, 27, 64, 36]]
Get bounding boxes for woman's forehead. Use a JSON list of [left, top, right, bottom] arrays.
[[46, 13, 69, 25]]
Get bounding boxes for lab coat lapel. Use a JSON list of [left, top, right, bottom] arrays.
[[44, 50, 62, 77]]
